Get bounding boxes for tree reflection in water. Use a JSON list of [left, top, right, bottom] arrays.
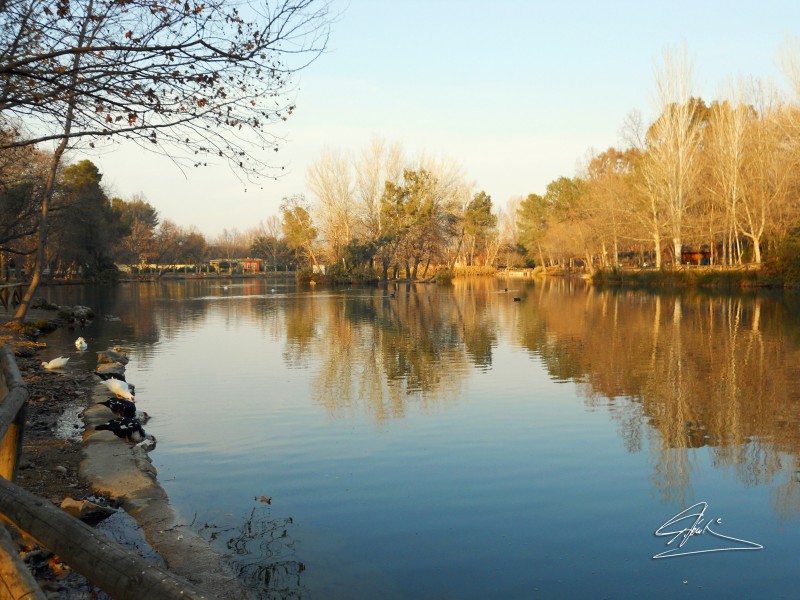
[[199, 504, 306, 600], [517, 281, 800, 515], [43, 278, 800, 521]]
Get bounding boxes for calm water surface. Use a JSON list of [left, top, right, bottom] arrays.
[[39, 278, 800, 599]]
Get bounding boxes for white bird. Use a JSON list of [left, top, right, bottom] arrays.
[[136, 435, 157, 452], [75, 337, 87, 351], [41, 356, 69, 370], [101, 378, 135, 401]]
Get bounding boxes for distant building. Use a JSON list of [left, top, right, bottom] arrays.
[[209, 258, 263, 273], [240, 258, 262, 273]]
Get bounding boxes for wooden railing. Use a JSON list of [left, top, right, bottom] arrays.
[[0, 284, 25, 311], [0, 346, 216, 600]]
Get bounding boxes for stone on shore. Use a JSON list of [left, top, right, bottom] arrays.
[[96, 350, 129, 366], [95, 362, 127, 378], [60, 497, 117, 522]]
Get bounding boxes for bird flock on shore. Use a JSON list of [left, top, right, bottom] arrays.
[[40, 337, 156, 451]]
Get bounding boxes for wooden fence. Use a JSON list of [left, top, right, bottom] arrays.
[[0, 284, 24, 311], [0, 346, 217, 599]]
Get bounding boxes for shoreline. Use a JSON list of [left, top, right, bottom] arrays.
[[83, 383, 250, 597], [1, 310, 252, 598]]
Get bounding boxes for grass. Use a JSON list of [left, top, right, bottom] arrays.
[[591, 266, 781, 289]]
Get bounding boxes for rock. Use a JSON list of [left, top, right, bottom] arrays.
[[30, 297, 59, 310], [72, 305, 94, 320], [56, 304, 95, 322], [13, 346, 37, 358], [95, 362, 126, 377], [97, 350, 129, 366], [60, 496, 118, 522]]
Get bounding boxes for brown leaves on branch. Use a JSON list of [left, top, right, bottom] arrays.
[[0, 0, 331, 178]]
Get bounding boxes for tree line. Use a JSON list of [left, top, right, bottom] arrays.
[[305, 47, 800, 277], [0, 155, 310, 276], [7, 29, 800, 315]]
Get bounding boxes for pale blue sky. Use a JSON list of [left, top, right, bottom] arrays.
[[82, 0, 800, 238]]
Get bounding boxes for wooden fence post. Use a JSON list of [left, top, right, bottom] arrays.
[[0, 346, 29, 482], [0, 476, 216, 600], [0, 525, 46, 600]]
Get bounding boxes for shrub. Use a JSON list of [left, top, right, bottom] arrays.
[[296, 267, 314, 284], [32, 319, 57, 332], [435, 267, 454, 284], [765, 228, 800, 286]]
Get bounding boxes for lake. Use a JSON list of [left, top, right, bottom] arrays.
[[37, 277, 800, 599]]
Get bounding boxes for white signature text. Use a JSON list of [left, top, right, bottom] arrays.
[[653, 501, 763, 559]]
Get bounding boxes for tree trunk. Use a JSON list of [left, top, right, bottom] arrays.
[[748, 235, 762, 264], [305, 243, 320, 270], [13, 143, 67, 322], [654, 236, 662, 269], [536, 243, 546, 270], [11, 1, 92, 323], [449, 229, 465, 270]]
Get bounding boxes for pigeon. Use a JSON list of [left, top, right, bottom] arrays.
[[75, 337, 87, 351], [41, 356, 70, 370], [101, 378, 135, 401], [95, 417, 152, 443], [98, 398, 149, 423]]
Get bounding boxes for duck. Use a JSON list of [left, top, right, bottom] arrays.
[[101, 378, 135, 401], [95, 417, 152, 443], [41, 356, 70, 370], [136, 435, 157, 452], [98, 398, 149, 423], [75, 337, 87, 351]]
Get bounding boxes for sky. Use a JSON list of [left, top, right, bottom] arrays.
[[72, 0, 800, 239]]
